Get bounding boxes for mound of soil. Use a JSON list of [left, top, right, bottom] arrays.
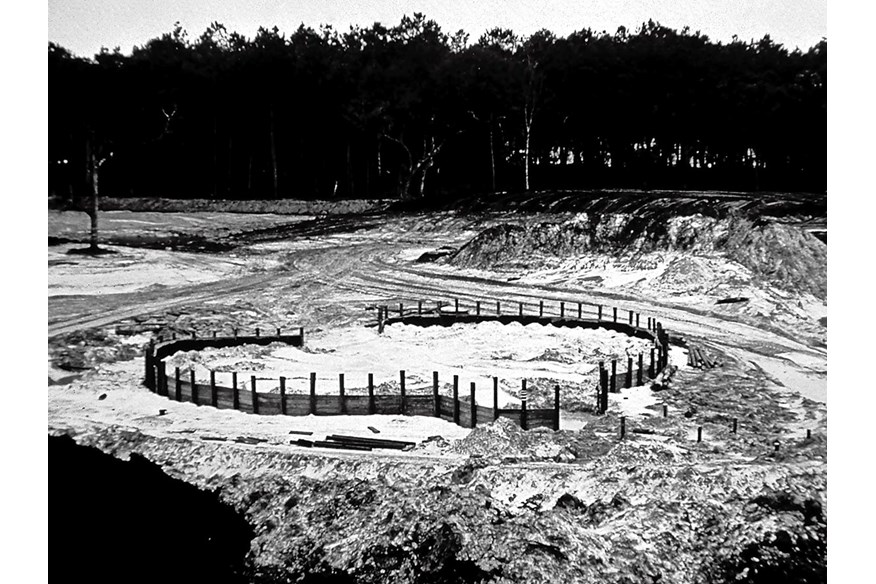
[[99, 197, 391, 215], [450, 214, 826, 299]]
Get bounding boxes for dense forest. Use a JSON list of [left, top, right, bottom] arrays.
[[49, 14, 826, 203]]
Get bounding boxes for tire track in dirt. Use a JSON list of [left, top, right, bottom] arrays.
[[48, 272, 280, 338]]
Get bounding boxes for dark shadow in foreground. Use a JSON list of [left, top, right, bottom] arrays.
[[49, 435, 254, 583]]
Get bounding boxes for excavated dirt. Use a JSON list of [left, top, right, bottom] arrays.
[[450, 214, 826, 300], [48, 195, 827, 583]]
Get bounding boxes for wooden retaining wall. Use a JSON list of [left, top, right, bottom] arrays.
[[143, 297, 674, 433]]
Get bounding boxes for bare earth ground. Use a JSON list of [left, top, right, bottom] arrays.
[[48, 202, 827, 583]]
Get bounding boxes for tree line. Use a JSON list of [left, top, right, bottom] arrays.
[[49, 14, 826, 204]]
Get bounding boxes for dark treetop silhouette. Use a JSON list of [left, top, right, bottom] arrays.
[[49, 15, 826, 205]]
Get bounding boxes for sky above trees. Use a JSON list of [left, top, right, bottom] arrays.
[[48, 0, 826, 58]]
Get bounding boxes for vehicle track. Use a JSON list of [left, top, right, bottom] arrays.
[[48, 272, 280, 338]]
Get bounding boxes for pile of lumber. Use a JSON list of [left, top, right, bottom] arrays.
[[687, 344, 721, 369], [293, 434, 417, 452]]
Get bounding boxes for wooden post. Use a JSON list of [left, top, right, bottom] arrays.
[[554, 385, 561, 431], [664, 334, 671, 368], [191, 331, 197, 339], [172, 332, 177, 340], [470, 382, 477, 428], [663, 404, 668, 417], [418, 300, 423, 315], [637, 353, 644, 385], [145, 340, 155, 389], [476, 300, 480, 316], [255, 327, 260, 337], [539, 300, 544, 317], [635, 313, 640, 328], [250, 376, 258, 414], [611, 360, 617, 393], [577, 302, 582, 319], [378, 306, 385, 334], [232, 328, 238, 338], [212, 331, 217, 337], [628, 310, 633, 325], [613, 307, 617, 322], [521, 397, 528, 431], [174, 367, 181, 401], [452, 375, 459, 425], [493, 377, 499, 421], [697, 427, 703, 443], [210, 371, 217, 407], [519, 302, 524, 316], [310, 372, 316, 415], [399, 302, 404, 317], [187, 371, 197, 404], [276, 328, 281, 336], [807, 429, 811, 439], [648, 317, 652, 330], [156, 364, 167, 396], [399, 370, 406, 415], [560, 301, 565, 318], [620, 416, 626, 439], [279, 376, 287, 415], [299, 326, 305, 346], [455, 298, 459, 313], [650, 348, 656, 378], [368, 373, 375, 414], [496, 300, 501, 315], [433, 371, 440, 417], [598, 305, 602, 321], [598, 361, 607, 414], [339, 373, 346, 415], [732, 418, 738, 434], [626, 357, 633, 388], [232, 372, 239, 409]]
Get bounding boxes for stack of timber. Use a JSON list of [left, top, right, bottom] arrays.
[[293, 434, 418, 452], [687, 344, 721, 369]]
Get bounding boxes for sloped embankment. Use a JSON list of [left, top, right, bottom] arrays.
[[449, 214, 826, 299]]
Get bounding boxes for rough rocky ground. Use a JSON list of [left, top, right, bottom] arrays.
[[48, 195, 827, 583]]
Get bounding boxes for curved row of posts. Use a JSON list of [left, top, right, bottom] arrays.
[[142, 298, 673, 431], [376, 297, 673, 415]]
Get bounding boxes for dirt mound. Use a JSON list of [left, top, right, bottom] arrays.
[[722, 218, 827, 299], [450, 214, 826, 299], [449, 417, 611, 461], [99, 197, 392, 215], [450, 214, 724, 269]]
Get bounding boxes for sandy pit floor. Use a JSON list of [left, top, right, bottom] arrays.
[[162, 321, 657, 408]]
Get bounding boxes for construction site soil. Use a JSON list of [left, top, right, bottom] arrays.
[[48, 191, 827, 583]]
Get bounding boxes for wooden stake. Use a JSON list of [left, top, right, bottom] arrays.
[[279, 376, 286, 415], [493, 377, 499, 421], [339, 373, 346, 415], [452, 375, 459, 424], [433, 371, 440, 417], [470, 382, 477, 428]]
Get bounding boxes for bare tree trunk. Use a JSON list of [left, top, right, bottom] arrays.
[[269, 107, 278, 198], [84, 137, 100, 251], [89, 161, 99, 251], [419, 166, 428, 198], [524, 114, 532, 191]]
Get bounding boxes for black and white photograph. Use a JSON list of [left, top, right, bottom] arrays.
[[37, 1, 839, 582]]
